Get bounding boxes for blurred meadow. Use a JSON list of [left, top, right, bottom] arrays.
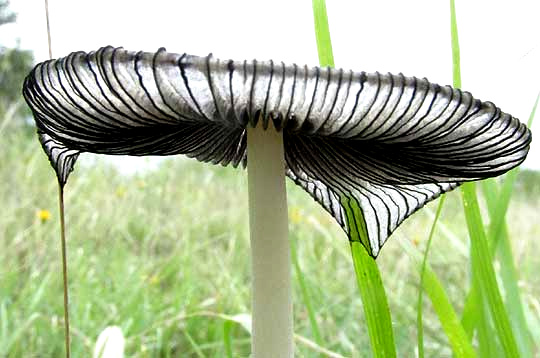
[[2, 0, 540, 357]]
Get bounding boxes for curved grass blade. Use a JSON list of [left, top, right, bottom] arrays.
[[311, 1, 396, 355]]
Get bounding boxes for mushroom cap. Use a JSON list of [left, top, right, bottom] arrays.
[[23, 46, 531, 256]]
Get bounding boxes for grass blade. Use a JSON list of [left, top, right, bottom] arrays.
[[451, 1, 519, 355], [482, 180, 533, 357], [460, 287, 478, 338], [461, 184, 520, 357], [423, 265, 477, 358], [311, 0, 334, 67], [481, 89, 538, 357], [411, 195, 476, 357], [223, 320, 233, 358], [450, 0, 461, 89], [350, 241, 397, 358], [473, 90, 538, 356], [311, 2, 396, 356], [184, 330, 206, 358], [450, 0, 480, 341]]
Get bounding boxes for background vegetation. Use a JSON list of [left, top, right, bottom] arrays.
[[1, 0, 539, 356]]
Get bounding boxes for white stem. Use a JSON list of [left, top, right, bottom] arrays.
[[247, 122, 293, 358]]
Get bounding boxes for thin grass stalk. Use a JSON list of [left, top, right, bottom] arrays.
[[58, 186, 70, 358], [43, 0, 71, 355]]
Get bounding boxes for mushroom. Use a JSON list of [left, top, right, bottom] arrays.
[[23, 46, 531, 357]]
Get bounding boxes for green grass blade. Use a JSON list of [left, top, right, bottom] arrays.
[[497, 233, 532, 356], [464, 79, 538, 358], [451, 2, 519, 355], [482, 180, 533, 357], [461, 286, 498, 356], [460, 287, 479, 338], [476, 304, 500, 358], [184, 330, 206, 358], [450, 0, 461, 88], [481, 88, 538, 358], [461, 169, 523, 344], [311, 0, 334, 67], [450, 0, 480, 341], [422, 265, 477, 358], [416, 195, 476, 357], [461, 184, 520, 357], [411, 195, 475, 357], [350, 241, 397, 358], [311, 2, 395, 356], [417, 196, 446, 358], [223, 320, 233, 358]]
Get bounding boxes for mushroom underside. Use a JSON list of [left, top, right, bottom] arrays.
[[23, 47, 531, 256]]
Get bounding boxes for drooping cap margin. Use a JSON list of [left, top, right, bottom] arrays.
[[23, 46, 531, 256]]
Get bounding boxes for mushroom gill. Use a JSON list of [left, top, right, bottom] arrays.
[[23, 46, 531, 256]]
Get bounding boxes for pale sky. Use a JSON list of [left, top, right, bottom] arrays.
[[2, 0, 539, 170]]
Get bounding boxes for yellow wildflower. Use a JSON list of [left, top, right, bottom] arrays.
[[149, 275, 160, 285], [289, 207, 302, 224], [37, 209, 51, 222], [115, 186, 127, 198]]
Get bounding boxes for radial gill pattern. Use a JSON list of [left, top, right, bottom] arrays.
[[23, 46, 531, 256]]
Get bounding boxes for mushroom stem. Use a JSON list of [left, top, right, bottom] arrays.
[[247, 122, 293, 358]]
